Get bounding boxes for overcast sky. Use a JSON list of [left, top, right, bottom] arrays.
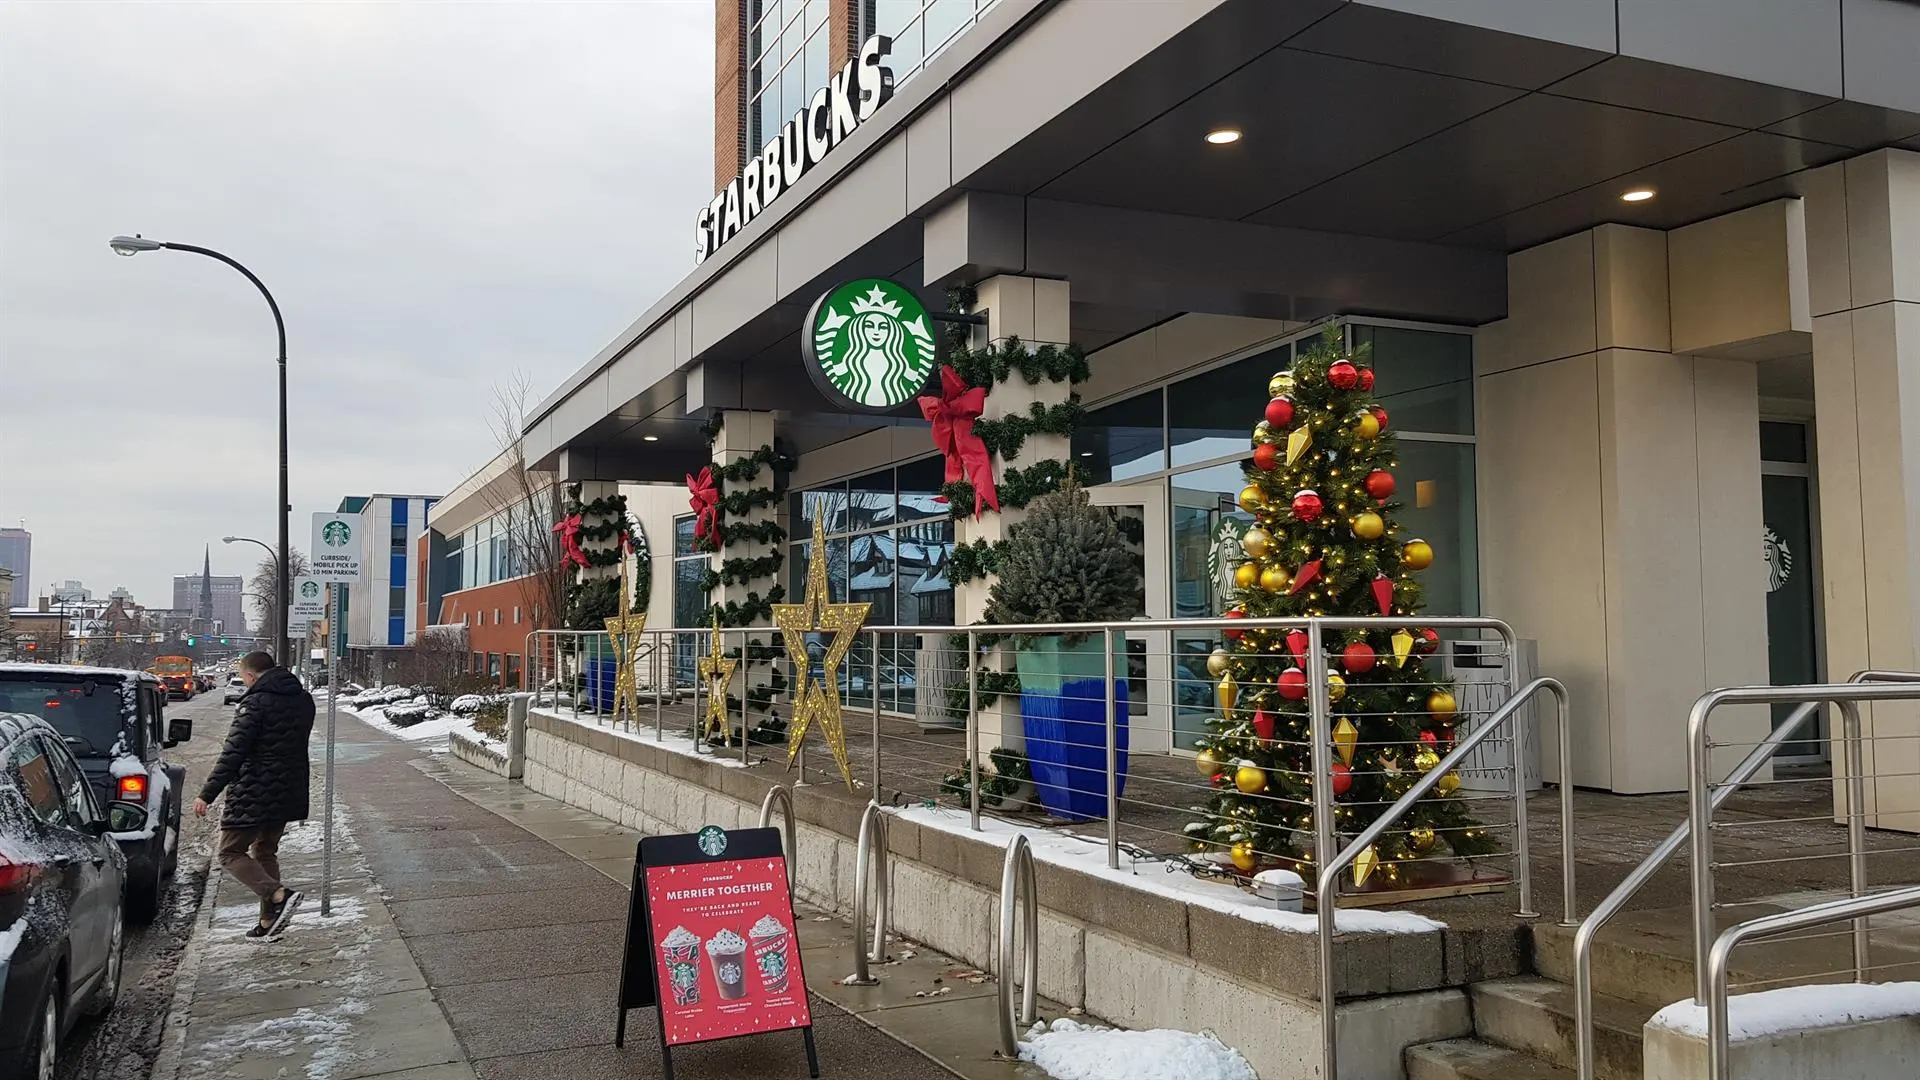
[[0, 1, 709, 617]]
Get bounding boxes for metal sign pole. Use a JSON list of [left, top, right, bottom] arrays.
[[322, 583, 339, 917]]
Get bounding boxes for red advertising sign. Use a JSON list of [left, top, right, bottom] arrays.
[[644, 854, 812, 1045]]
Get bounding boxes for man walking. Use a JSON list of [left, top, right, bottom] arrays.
[[194, 650, 315, 937]]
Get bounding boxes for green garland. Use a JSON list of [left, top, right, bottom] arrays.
[[708, 586, 788, 628], [940, 458, 1074, 520], [562, 484, 650, 627], [947, 539, 1008, 585], [939, 747, 1032, 808], [972, 398, 1085, 461], [699, 552, 786, 593]]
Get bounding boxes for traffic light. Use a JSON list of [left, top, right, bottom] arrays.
[[22, 641, 36, 653], [186, 636, 197, 647], [220, 637, 229, 645]]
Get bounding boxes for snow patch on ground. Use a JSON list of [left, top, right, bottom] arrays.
[[897, 805, 1444, 934], [184, 1000, 370, 1078], [339, 703, 499, 748], [1018, 1019, 1258, 1080], [1649, 981, 1920, 1040], [533, 704, 758, 770]]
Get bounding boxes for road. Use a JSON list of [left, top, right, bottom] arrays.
[[55, 689, 233, 1080]]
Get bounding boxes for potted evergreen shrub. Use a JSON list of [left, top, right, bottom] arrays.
[[982, 477, 1141, 819]]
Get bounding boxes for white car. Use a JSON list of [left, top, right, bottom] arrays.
[[222, 676, 246, 705]]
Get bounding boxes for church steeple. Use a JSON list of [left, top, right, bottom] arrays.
[[197, 545, 214, 627]]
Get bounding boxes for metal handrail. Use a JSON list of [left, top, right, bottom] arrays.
[[1572, 671, 1920, 1080], [1705, 885, 1920, 1079], [848, 801, 890, 985], [758, 785, 796, 886], [1318, 677, 1571, 1080], [997, 834, 1039, 1058]]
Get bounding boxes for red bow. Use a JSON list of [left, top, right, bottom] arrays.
[[552, 514, 588, 570], [687, 466, 721, 543], [917, 365, 999, 518]]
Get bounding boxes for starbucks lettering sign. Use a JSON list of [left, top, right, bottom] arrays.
[[802, 278, 937, 411]]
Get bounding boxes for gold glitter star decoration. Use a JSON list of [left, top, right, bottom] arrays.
[[772, 516, 871, 790], [602, 547, 649, 727], [697, 614, 738, 747]]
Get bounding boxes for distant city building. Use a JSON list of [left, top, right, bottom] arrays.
[[50, 579, 90, 603], [336, 494, 440, 650], [109, 586, 134, 602], [172, 570, 246, 637], [0, 529, 26, 609]]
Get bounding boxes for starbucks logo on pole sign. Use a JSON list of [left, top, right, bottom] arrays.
[[803, 279, 937, 411], [300, 581, 321, 600], [322, 520, 352, 547]]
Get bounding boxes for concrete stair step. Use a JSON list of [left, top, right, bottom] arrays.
[[1533, 903, 1920, 1010], [1470, 977, 1653, 1080], [1405, 1038, 1575, 1080]]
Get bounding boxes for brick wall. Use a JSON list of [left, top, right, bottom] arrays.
[[714, 0, 747, 191], [440, 577, 543, 688]]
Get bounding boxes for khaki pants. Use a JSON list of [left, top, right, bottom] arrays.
[[218, 824, 287, 916]]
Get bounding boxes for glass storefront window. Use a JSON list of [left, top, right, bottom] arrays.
[[848, 470, 895, 534], [1392, 439, 1478, 616], [1168, 343, 1290, 467], [1169, 460, 1253, 749], [790, 485, 848, 535], [896, 455, 947, 523], [1350, 325, 1473, 436], [1072, 390, 1166, 484]]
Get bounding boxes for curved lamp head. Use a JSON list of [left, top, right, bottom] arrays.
[[109, 234, 164, 256], [220, 536, 239, 544]]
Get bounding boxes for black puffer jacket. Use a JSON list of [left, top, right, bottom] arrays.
[[200, 668, 315, 828]]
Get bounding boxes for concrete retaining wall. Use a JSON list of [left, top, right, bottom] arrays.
[[523, 710, 1496, 1079], [449, 731, 510, 776]]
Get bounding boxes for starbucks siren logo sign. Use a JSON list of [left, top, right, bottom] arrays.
[[321, 520, 352, 547], [299, 581, 321, 601], [802, 278, 937, 411]]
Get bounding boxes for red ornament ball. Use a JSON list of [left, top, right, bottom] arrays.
[[1329, 761, 1353, 796], [1364, 470, 1395, 500], [1414, 627, 1441, 655], [1371, 405, 1389, 431], [1418, 730, 1439, 747], [1277, 667, 1308, 701], [1291, 489, 1324, 523], [1264, 396, 1295, 427], [1252, 443, 1280, 471], [1328, 360, 1359, 390], [1342, 641, 1376, 674], [1223, 608, 1248, 641], [1357, 367, 1375, 392]]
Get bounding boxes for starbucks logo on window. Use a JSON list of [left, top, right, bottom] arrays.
[[803, 279, 937, 411], [1208, 517, 1248, 596], [1763, 526, 1793, 593]]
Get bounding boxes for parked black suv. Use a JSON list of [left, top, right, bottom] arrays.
[[0, 666, 190, 922]]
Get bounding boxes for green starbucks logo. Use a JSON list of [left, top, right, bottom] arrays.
[[299, 581, 321, 600], [696, 825, 728, 857], [321, 520, 352, 547], [803, 278, 936, 411]]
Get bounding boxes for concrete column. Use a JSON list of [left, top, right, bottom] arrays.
[[1477, 225, 1769, 793], [714, 409, 781, 723], [955, 275, 1072, 756], [1805, 149, 1920, 832], [573, 480, 623, 586]]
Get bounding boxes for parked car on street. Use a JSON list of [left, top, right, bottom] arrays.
[[0, 665, 190, 922], [222, 676, 246, 705], [0, 711, 132, 1079]]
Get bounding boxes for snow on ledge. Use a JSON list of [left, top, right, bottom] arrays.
[[896, 805, 1445, 935], [1649, 981, 1920, 1040], [532, 704, 756, 770], [1019, 1019, 1257, 1080]]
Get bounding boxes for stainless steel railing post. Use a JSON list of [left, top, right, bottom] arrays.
[[871, 629, 882, 799], [758, 785, 797, 887], [1839, 699, 1869, 980], [1105, 626, 1119, 870], [997, 834, 1039, 1058], [967, 628, 981, 832], [849, 801, 890, 985], [1307, 618, 1339, 1074]]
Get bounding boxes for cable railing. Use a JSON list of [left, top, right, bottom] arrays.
[[1571, 670, 1920, 1080]]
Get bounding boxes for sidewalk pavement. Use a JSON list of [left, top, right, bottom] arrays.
[[154, 715, 1050, 1080]]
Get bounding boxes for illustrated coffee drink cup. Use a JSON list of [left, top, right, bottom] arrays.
[[660, 926, 703, 1006], [748, 914, 793, 994], [706, 928, 750, 1001]]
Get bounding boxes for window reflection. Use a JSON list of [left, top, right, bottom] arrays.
[[1168, 344, 1289, 467]]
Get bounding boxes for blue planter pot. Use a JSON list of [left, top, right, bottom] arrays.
[[1016, 637, 1129, 821], [584, 658, 618, 712]]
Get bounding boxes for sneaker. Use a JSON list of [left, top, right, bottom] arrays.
[[245, 922, 272, 939], [264, 889, 304, 936]]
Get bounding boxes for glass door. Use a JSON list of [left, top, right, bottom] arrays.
[[1087, 481, 1171, 755], [1760, 421, 1824, 761]]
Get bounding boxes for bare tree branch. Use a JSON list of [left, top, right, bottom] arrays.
[[485, 372, 569, 631]]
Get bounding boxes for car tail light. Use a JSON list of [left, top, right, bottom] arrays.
[[0, 857, 39, 894], [118, 774, 148, 802]]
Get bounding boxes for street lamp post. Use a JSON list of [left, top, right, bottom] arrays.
[[113, 235, 290, 667], [224, 536, 278, 643]]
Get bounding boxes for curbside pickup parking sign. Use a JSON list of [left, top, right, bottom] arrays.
[[311, 512, 362, 581], [291, 577, 326, 620]]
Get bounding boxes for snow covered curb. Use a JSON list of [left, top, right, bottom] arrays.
[[1648, 981, 1920, 1040], [896, 805, 1444, 935], [337, 701, 502, 751], [1019, 1019, 1258, 1080], [532, 704, 757, 770]]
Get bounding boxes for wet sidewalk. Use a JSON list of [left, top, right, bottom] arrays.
[[155, 716, 1037, 1080]]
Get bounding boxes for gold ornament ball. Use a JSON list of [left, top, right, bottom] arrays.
[[1206, 648, 1231, 678], [1259, 565, 1291, 592], [1240, 527, 1273, 559], [1427, 689, 1457, 719], [1436, 771, 1461, 796], [1230, 840, 1259, 872], [1354, 412, 1381, 440], [1408, 826, 1438, 854], [1326, 672, 1347, 702], [1352, 511, 1385, 540], [1268, 371, 1295, 398], [1195, 748, 1226, 777], [1253, 421, 1277, 445], [1413, 747, 1441, 773], [1233, 561, 1260, 590], [1234, 763, 1267, 794], [1238, 485, 1266, 513], [1403, 538, 1434, 571]]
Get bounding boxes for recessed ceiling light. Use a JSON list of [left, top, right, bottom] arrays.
[[642, 435, 659, 442], [1079, 450, 1094, 457], [1205, 128, 1241, 145], [1621, 188, 1655, 203]]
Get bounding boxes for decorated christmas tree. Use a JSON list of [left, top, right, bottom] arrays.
[[1185, 328, 1494, 891]]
